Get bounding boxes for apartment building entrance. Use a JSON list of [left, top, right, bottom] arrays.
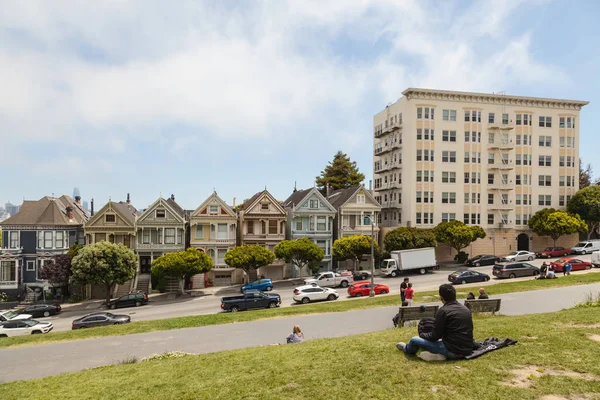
[[517, 233, 530, 251]]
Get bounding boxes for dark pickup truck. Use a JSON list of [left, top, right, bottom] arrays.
[[221, 290, 281, 312]]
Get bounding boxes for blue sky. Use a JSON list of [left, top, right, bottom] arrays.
[[1, 0, 599, 211]]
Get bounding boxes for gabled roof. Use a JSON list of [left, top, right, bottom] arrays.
[[166, 198, 186, 218], [327, 185, 381, 210], [137, 197, 187, 224], [283, 187, 336, 213], [240, 189, 286, 215], [191, 192, 236, 218], [85, 200, 138, 227], [0, 196, 86, 227]]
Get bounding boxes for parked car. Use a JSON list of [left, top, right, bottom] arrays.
[[536, 247, 571, 258], [492, 262, 540, 278], [466, 255, 500, 267], [0, 310, 32, 323], [304, 272, 353, 288], [72, 312, 131, 329], [448, 270, 490, 284], [347, 282, 389, 297], [293, 285, 339, 304], [571, 240, 600, 255], [17, 304, 61, 318], [550, 257, 592, 272], [241, 278, 273, 293], [500, 251, 536, 262], [106, 292, 148, 309], [352, 270, 371, 281], [221, 290, 281, 312], [0, 320, 53, 337]]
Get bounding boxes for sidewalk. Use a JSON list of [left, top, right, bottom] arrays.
[[2, 283, 599, 383]]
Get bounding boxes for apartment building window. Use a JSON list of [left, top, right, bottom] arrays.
[[516, 114, 521, 125], [539, 136, 552, 147], [516, 135, 521, 145], [524, 194, 532, 205], [538, 195, 551, 206], [487, 214, 494, 225], [416, 171, 422, 182], [416, 192, 422, 203], [538, 175, 552, 186], [567, 156, 574, 167], [559, 176, 565, 187], [465, 131, 470, 142], [416, 150, 422, 161], [475, 152, 481, 163], [567, 176, 575, 187], [567, 137, 575, 148], [488, 113, 495, 123], [442, 130, 456, 141], [464, 111, 470, 122], [464, 193, 469, 204], [474, 193, 481, 204], [488, 174, 494, 184], [523, 114, 530, 126], [317, 216, 327, 231], [423, 213, 433, 225], [515, 194, 521, 205], [165, 228, 176, 244], [568, 117, 573, 128], [195, 225, 204, 239], [442, 151, 456, 163], [538, 156, 551, 167], [442, 172, 456, 183], [43, 231, 53, 249], [516, 174, 521, 185], [472, 110, 477, 122], [488, 193, 494, 205], [473, 132, 480, 143], [464, 173, 469, 184], [463, 213, 469, 224], [443, 109, 456, 121], [488, 132, 494, 144], [441, 192, 456, 204], [471, 213, 480, 225], [417, 107, 423, 119], [425, 128, 434, 140], [539, 116, 552, 127], [247, 221, 254, 234], [416, 128, 422, 140], [423, 191, 434, 203], [559, 195, 565, 207], [502, 113, 509, 124], [464, 152, 470, 163], [487, 153, 495, 165], [567, 195, 573, 204], [441, 213, 456, 223], [423, 170, 432, 182], [268, 220, 278, 234]]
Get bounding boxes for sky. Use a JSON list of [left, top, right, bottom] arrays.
[[1, 0, 599, 211]]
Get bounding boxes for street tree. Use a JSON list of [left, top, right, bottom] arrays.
[[433, 221, 486, 262], [224, 245, 275, 281], [529, 209, 588, 246], [384, 227, 437, 252], [315, 151, 365, 195], [40, 254, 73, 297], [274, 238, 324, 278], [71, 241, 138, 303], [152, 248, 213, 293], [579, 158, 593, 189], [567, 185, 600, 239], [332, 235, 379, 271]]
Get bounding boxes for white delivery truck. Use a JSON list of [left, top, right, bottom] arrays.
[[591, 251, 600, 268], [380, 247, 439, 277], [570, 240, 600, 255]]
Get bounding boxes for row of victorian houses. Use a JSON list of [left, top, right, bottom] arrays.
[[0, 185, 381, 299]]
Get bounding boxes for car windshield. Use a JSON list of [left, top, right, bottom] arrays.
[[544, 247, 552, 251], [104, 313, 114, 318], [574, 242, 586, 247], [507, 252, 518, 256], [555, 259, 567, 264], [2, 311, 19, 319], [473, 255, 484, 259]]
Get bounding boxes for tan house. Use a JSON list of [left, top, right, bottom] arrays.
[[190, 191, 239, 287], [238, 189, 287, 281], [83, 194, 138, 298], [136, 194, 187, 293]]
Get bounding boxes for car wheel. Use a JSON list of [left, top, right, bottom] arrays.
[[135, 301, 142, 307], [564, 253, 569, 257], [301, 297, 310, 304], [31, 331, 42, 335], [528, 256, 534, 261], [110, 304, 117, 310], [341, 281, 349, 288], [265, 286, 273, 291], [268, 301, 277, 308], [230, 306, 240, 312], [586, 264, 592, 270], [509, 273, 516, 279], [327, 294, 336, 301], [485, 277, 490, 282], [461, 280, 467, 285], [43, 311, 50, 317], [362, 274, 368, 280], [419, 268, 426, 275], [475, 262, 480, 267], [0, 334, 7, 338], [391, 271, 398, 277], [533, 270, 539, 276], [114, 322, 122, 325], [78, 326, 87, 329], [380, 289, 387, 295], [355, 292, 363, 297]]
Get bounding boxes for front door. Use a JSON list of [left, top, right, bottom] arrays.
[[140, 257, 152, 274], [517, 233, 529, 251]]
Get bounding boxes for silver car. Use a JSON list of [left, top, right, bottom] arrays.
[[501, 250, 535, 262]]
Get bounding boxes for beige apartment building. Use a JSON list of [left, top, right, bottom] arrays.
[[373, 88, 588, 261]]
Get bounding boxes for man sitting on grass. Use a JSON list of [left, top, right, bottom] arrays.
[[396, 284, 474, 361]]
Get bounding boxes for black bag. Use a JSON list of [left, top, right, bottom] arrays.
[[418, 317, 435, 336], [392, 313, 400, 327]]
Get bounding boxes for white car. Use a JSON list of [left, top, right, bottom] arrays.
[[501, 250, 536, 262], [303, 272, 352, 288], [293, 285, 339, 304], [0, 310, 32, 323], [0, 319, 53, 337]]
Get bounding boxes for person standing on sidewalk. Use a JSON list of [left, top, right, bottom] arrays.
[[405, 283, 414, 306], [400, 278, 409, 303], [564, 262, 572, 276]]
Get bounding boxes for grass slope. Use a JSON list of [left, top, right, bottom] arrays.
[[1, 271, 599, 350], [2, 306, 600, 400]]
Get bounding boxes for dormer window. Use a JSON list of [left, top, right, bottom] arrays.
[[209, 205, 219, 214], [156, 209, 166, 218], [356, 194, 366, 204], [309, 200, 319, 209], [261, 203, 269, 210], [105, 214, 116, 223]]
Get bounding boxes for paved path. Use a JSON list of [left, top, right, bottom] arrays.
[[1, 283, 599, 383]]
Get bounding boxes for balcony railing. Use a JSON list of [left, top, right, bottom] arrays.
[[488, 121, 515, 130], [488, 202, 514, 210], [374, 122, 401, 138], [374, 182, 401, 191], [377, 162, 402, 173], [137, 243, 185, 250], [488, 140, 515, 150], [488, 161, 515, 170], [488, 181, 514, 190], [374, 142, 401, 155]]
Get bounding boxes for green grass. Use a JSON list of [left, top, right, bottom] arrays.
[[2, 306, 600, 399], [1, 271, 599, 350]]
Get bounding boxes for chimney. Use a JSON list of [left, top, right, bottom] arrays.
[[91, 198, 95, 216], [127, 193, 131, 204], [170, 194, 175, 201], [75, 196, 81, 204], [293, 181, 297, 193], [233, 197, 236, 207], [369, 180, 372, 191], [66, 206, 74, 220], [326, 183, 331, 197]]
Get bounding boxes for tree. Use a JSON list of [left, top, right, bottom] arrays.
[[384, 227, 437, 252], [274, 238, 324, 278], [151, 248, 213, 293], [316, 151, 365, 195], [68, 243, 83, 259], [332, 235, 380, 271], [529, 209, 588, 246], [579, 158, 593, 189], [433, 221, 486, 260], [71, 241, 138, 302], [224, 245, 275, 281], [567, 186, 600, 239], [40, 254, 72, 297]]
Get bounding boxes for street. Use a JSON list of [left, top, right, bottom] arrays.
[[41, 254, 596, 332]]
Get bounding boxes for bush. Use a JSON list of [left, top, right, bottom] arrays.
[[454, 251, 469, 263], [67, 295, 82, 303], [0, 292, 8, 302]]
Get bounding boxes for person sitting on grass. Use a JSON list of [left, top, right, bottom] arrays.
[[396, 284, 474, 361], [546, 267, 556, 279], [286, 325, 304, 344]]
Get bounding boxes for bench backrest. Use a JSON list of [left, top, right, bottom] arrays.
[[464, 298, 501, 313], [397, 305, 439, 325]]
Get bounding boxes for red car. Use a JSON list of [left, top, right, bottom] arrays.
[[536, 247, 571, 258], [347, 282, 389, 297], [550, 257, 592, 272]]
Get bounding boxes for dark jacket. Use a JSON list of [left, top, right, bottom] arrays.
[[420, 300, 474, 356], [478, 293, 489, 299]]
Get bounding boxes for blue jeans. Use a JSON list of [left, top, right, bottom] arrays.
[[403, 336, 458, 359]]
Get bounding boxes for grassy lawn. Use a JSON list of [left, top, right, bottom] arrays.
[[0, 271, 599, 350], [2, 305, 600, 399]]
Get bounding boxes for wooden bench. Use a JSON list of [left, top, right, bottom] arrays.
[[396, 305, 439, 327], [464, 298, 501, 314]]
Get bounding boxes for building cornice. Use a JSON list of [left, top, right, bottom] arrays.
[[1, 225, 82, 231], [401, 88, 589, 110]]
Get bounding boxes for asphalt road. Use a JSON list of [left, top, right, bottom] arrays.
[[2, 282, 599, 383], [34, 254, 596, 333]]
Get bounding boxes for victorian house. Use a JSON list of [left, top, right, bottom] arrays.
[[190, 191, 238, 287], [83, 195, 138, 298], [0, 195, 89, 299], [283, 187, 336, 273], [135, 195, 187, 293], [238, 189, 287, 281], [327, 185, 382, 269]]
